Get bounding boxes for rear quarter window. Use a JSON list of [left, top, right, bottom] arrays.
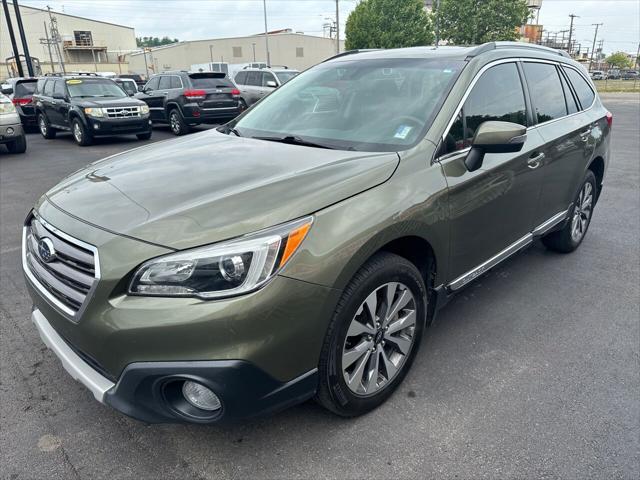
[[523, 62, 567, 123], [563, 66, 595, 110]]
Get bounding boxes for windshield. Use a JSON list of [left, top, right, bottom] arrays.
[[233, 58, 464, 151], [66, 79, 127, 98], [274, 71, 298, 84]]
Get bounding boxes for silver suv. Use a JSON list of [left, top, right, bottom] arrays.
[[234, 67, 299, 106]]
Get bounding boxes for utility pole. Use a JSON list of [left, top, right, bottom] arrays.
[[47, 6, 65, 73], [262, 0, 271, 66], [335, 0, 340, 54], [588, 23, 603, 72], [12, 0, 34, 76], [252, 43, 256, 62], [2, 0, 24, 77], [209, 45, 214, 66], [142, 48, 149, 78], [567, 14, 579, 57], [434, 0, 441, 46], [635, 42, 640, 69], [40, 21, 56, 73]]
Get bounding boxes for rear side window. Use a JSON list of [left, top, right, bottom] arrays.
[[170, 76, 182, 89], [444, 62, 526, 154], [43, 79, 55, 96], [523, 62, 567, 123], [53, 80, 66, 97], [246, 71, 261, 86], [15, 81, 36, 97], [158, 76, 171, 90], [262, 72, 277, 86], [35, 78, 47, 94], [563, 67, 595, 109], [558, 71, 579, 114]]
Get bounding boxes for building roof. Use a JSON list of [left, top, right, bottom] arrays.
[[13, 3, 134, 30]]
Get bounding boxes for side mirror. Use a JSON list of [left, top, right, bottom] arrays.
[[52, 92, 66, 100], [1, 85, 13, 95], [465, 121, 527, 172], [265, 80, 277, 88]]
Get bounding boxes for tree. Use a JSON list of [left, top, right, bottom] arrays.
[[136, 36, 179, 48], [345, 0, 434, 50], [435, 0, 530, 45], [605, 52, 632, 69]]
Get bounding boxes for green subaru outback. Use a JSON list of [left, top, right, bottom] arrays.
[[23, 42, 611, 423]]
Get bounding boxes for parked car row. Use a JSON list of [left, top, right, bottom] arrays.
[[0, 66, 299, 146], [590, 69, 639, 80], [0, 93, 27, 154]]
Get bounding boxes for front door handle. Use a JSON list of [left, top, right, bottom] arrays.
[[527, 152, 545, 169]]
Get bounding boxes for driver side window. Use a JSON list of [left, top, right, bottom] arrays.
[[442, 62, 527, 156]]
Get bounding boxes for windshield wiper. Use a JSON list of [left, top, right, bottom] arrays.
[[252, 135, 335, 150], [217, 125, 242, 137]]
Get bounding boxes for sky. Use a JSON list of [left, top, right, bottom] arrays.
[[17, 0, 640, 55]]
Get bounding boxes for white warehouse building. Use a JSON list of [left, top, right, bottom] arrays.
[[1, 3, 137, 79], [128, 31, 345, 76]]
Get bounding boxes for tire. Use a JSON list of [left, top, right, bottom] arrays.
[[542, 170, 597, 253], [38, 113, 56, 139], [315, 252, 427, 417], [6, 134, 27, 154], [239, 98, 248, 110], [71, 118, 93, 146], [136, 131, 152, 140], [168, 108, 190, 136]]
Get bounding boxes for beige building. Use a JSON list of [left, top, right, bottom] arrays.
[[128, 32, 345, 76], [1, 3, 137, 79]]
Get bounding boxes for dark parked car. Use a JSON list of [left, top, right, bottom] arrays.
[[135, 71, 243, 135], [1, 77, 38, 128], [23, 42, 610, 424], [33, 76, 152, 146], [118, 74, 146, 87], [621, 69, 639, 80]]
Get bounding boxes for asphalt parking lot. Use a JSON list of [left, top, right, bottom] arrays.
[[1, 94, 638, 479]]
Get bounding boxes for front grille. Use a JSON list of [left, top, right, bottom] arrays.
[[104, 106, 141, 118], [23, 216, 98, 317]]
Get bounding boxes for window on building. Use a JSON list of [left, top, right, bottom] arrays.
[[523, 62, 567, 123], [562, 66, 595, 110], [73, 30, 93, 46], [233, 46, 242, 58], [443, 62, 526, 154], [296, 47, 304, 58]]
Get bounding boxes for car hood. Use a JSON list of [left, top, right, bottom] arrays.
[[43, 130, 399, 250], [73, 97, 144, 108]]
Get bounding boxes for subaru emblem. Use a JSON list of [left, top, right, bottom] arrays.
[[38, 238, 57, 263]]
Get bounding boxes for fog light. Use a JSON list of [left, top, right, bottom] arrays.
[[182, 381, 221, 411], [6, 127, 14, 135], [93, 124, 100, 130]]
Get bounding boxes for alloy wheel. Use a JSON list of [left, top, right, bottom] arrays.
[[571, 181, 593, 242], [39, 116, 47, 136], [342, 282, 417, 396], [170, 112, 180, 134], [73, 122, 82, 143]]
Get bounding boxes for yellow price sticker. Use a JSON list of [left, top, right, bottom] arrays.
[[66, 79, 83, 84]]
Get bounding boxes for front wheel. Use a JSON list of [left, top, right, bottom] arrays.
[[71, 118, 93, 146], [6, 134, 27, 153], [542, 170, 597, 253], [315, 252, 427, 417]]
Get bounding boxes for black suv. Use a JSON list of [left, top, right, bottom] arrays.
[[1, 77, 38, 128], [33, 76, 152, 146], [135, 71, 243, 135]]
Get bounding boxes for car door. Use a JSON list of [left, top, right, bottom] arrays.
[[522, 61, 592, 228], [244, 71, 262, 105], [437, 61, 547, 287], [38, 79, 58, 124], [52, 79, 71, 129], [261, 71, 278, 98], [137, 76, 164, 121]]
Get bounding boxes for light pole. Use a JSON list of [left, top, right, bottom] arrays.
[[335, 0, 340, 54], [252, 43, 256, 62], [209, 44, 213, 67], [262, 0, 271, 66]]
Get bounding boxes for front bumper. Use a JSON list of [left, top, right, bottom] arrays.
[[86, 116, 152, 136], [182, 104, 242, 123], [32, 307, 318, 423], [0, 122, 24, 143]]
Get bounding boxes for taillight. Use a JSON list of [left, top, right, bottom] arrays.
[[12, 97, 31, 106], [231, 88, 240, 97], [605, 111, 613, 129], [183, 89, 206, 100]]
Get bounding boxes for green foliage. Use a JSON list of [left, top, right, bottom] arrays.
[[136, 36, 179, 48], [435, 0, 530, 44], [345, 0, 434, 50], [605, 52, 632, 69]]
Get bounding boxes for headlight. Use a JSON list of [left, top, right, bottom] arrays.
[[140, 104, 150, 115], [129, 216, 313, 299], [84, 107, 104, 118], [0, 101, 16, 114]]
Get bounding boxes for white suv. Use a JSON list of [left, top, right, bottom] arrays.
[[234, 67, 299, 106]]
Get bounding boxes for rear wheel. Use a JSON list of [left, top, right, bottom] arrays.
[[38, 113, 56, 139], [542, 170, 597, 253], [169, 108, 190, 136], [72, 118, 93, 146], [315, 252, 427, 417], [6, 134, 27, 154]]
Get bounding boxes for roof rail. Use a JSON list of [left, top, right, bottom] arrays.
[[466, 41, 572, 59], [323, 49, 379, 62]]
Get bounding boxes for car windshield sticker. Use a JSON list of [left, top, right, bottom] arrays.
[[66, 79, 83, 84], [394, 125, 412, 139]]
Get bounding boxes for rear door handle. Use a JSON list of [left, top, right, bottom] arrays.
[[527, 152, 545, 169], [579, 128, 592, 141]]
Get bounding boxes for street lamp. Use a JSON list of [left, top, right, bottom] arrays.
[[252, 42, 256, 62], [209, 45, 213, 67]]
